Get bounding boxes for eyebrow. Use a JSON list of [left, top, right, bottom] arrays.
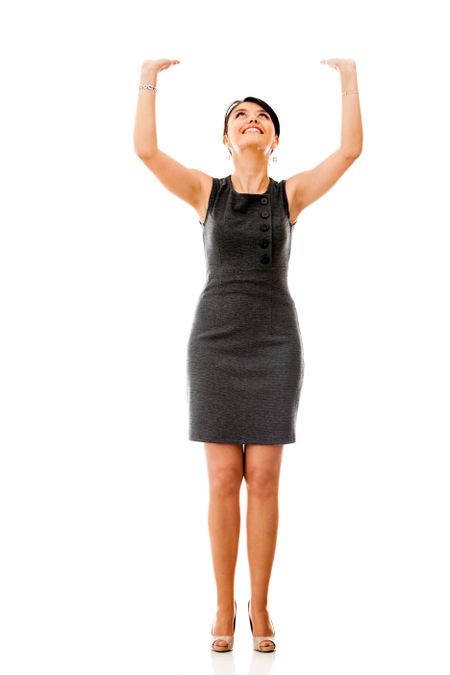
[[233, 107, 269, 115]]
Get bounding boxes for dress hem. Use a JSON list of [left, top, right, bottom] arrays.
[[189, 437, 296, 445]]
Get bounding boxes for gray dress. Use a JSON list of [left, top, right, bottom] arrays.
[[186, 174, 305, 445]]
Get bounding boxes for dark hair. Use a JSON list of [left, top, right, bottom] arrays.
[[223, 96, 280, 139]]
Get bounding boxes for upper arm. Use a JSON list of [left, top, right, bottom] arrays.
[[137, 148, 210, 212], [286, 148, 360, 215]]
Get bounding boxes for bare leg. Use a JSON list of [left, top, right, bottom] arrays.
[[205, 442, 244, 648], [244, 443, 283, 648]]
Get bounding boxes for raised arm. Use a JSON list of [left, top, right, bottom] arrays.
[[286, 59, 363, 216], [134, 59, 209, 214]]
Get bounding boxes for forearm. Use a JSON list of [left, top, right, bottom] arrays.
[[134, 66, 159, 158], [340, 64, 363, 157]]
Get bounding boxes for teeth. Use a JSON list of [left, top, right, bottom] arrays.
[[244, 128, 260, 133]]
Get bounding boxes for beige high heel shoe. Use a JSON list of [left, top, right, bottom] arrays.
[[211, 600, 237, 652], [248, 600, 276, 652]]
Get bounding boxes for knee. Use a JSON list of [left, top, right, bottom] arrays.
[[246, 468, 278, 497], [210, 468, 243, 498]]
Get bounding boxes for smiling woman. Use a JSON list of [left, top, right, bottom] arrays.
[[134, 60, 362, 653], [223, 96, 280, 160]]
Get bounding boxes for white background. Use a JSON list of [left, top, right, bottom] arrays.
[[1, 0, 449, 673]]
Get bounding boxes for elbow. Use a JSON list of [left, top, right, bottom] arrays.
[[344, 149, 362, 161], [350, 142, 363, 159], [134, 145, 148, 158], [341, 142, 363, 160], [134, 138, 157, 159], [135, 148, 157, 161]]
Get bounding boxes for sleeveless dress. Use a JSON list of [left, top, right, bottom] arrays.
[[186, 174, 305, 445]]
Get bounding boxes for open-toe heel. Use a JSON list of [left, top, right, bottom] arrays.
[[211, 600, 237, 652], [248, 600, 276, 652]]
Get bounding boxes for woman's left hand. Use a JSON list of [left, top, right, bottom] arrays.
[[320, 58, 356, 72]]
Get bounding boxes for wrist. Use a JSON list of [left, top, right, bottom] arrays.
[[340, 66, 358, 88], [141, 67, 158, 80], [338, 59, 356, 73]]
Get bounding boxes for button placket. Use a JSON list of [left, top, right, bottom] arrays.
[[259, 196, 271, 264]]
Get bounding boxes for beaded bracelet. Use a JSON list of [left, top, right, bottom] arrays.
[[139, 83, 157, 92]]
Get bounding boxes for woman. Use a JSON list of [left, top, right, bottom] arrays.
[[134, 57, 363, 652]]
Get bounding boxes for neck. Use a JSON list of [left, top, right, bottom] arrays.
[[230, 154, 270, 193]]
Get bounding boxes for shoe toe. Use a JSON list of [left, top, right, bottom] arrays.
[[211, 636, 233, 651]]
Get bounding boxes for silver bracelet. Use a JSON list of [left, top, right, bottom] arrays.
[[139, 83, 157, 92], [342, 89, 359, 96]]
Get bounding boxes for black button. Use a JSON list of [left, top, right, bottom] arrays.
[[260, 223, 270, 232], [260, 254, 270, 264], [260, 238, 269, 248], [260, 197, 268, 205], [260, 210, 270, 218]]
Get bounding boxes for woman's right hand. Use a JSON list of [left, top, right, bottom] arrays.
[[141, 59, 180, 75]]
